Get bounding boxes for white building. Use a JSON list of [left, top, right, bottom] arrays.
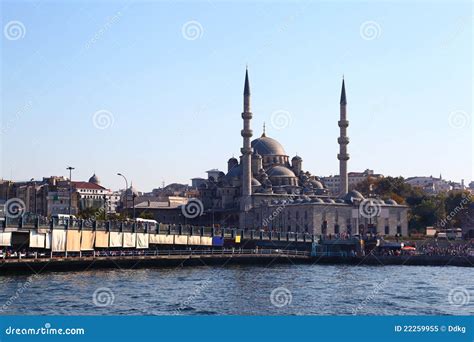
[[405, 176, 451, 194], [321, 169, 383, 196]]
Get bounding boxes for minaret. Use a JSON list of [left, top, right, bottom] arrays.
[[240, 68, 253, 229], [337, 77, 349, 196]]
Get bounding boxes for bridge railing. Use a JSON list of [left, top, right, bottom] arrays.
[[1, 248, 310, 261]]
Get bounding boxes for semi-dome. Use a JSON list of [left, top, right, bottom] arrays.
[[88, 173, 100, 184], [251, 178, 261, 186], [267, 166, 296, 177], [343, 190, 365, 204], [251, 136, 286, 156], [309, 179, 323, 189]]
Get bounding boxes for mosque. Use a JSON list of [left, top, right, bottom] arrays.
[[194, 69, 408, 236]]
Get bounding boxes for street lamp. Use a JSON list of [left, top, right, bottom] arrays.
[[117, 173, 128, 217], [66, 166, 75, 215]]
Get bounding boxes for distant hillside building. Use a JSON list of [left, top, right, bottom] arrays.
[[321, 169, 383, 196], [405, 176, 452, 194]]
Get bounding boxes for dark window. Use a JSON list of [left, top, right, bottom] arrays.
[[397, 226, 402, 235], [385, 226, 389, 235], [322, 221, 328, 235], [335, 224, 340, 234]]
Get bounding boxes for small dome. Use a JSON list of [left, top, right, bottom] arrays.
[[343, 190, 365, 204], [324, 198, 336, 204], [385, 199, 398, 205], [125, 186, 139, 197], [88, 173, 100, 184], [251, 178, 261, 186], [335, 199, 345, 204], [311, 198, 324, 203], [226, 164, 242, 179], [267, 166, 296, 178], [251, 136, 286, 156], [228, 157, 238, 163], [292, 155, 302, 161], [309, 179, 323, 189]]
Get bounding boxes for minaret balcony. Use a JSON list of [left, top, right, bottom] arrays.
[[338, 120, 349, 128], [242, 112, 253, 120], [337, 153, 350, 161], [241, 129, 253, 138], [338, 137, 350, 145]]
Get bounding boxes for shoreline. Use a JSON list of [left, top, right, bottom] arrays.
[[0, 254, 472, 275]]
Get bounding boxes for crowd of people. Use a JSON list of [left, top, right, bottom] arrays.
[[416, 242, 474, 257]]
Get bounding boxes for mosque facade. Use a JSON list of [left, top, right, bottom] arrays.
[[196, 70, 408, 236]]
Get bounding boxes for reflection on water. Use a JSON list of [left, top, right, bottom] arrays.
[[0, 265, 473, 315]]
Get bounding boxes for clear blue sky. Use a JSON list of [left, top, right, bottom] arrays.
[[1, 0, 472, 192]]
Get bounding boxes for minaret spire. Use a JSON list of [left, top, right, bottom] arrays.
[[244, 67, 250, 96], [337, 77, 349, 196], [262, 122, 266, 137], [340, 78, 347, 105], [240, 67, 253, 229]]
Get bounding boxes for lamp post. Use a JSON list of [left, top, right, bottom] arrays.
[[117, 173, 128, 218], [66, 166, 75, 215]]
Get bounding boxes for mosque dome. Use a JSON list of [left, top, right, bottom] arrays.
[[125, 185, 139, 197], [228, 157, 238, 164], [251, 136, 286, 156], [343, 190, 365, 204], [88, 173, 100, 184], [267, 166, 296, 178], [292, 155, 302, 161]]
